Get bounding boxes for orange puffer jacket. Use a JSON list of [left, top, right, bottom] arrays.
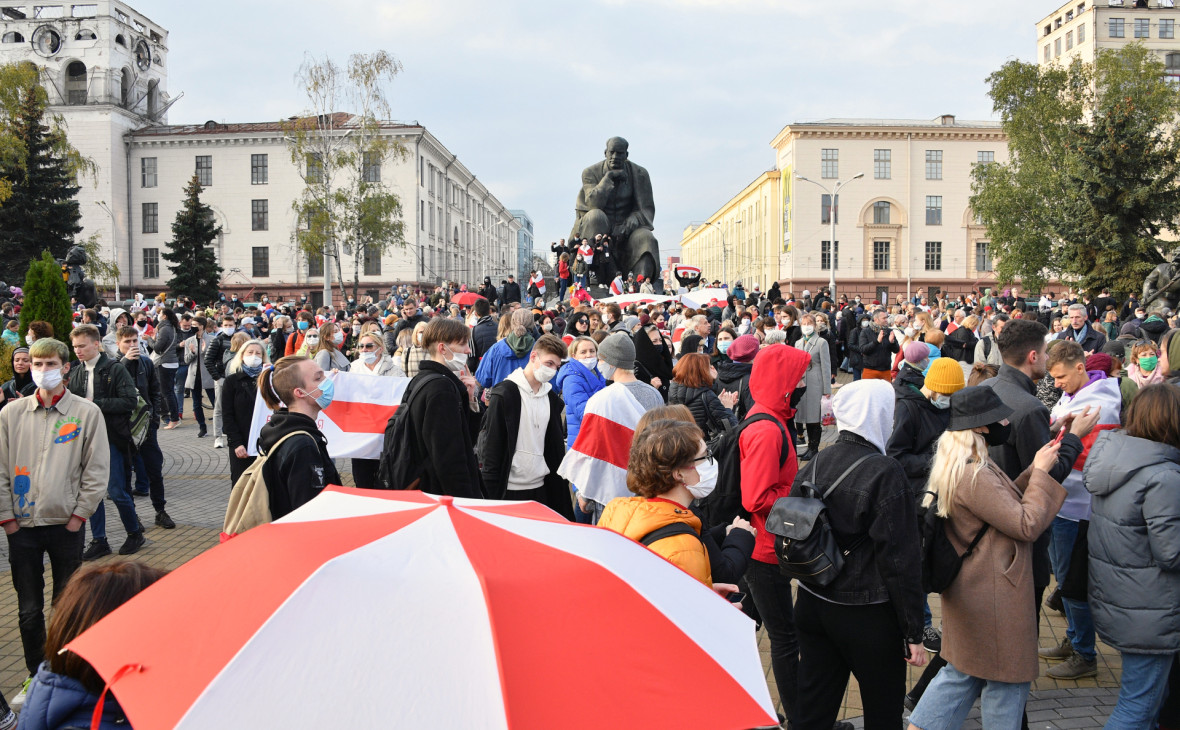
[[598, 497, 711, 585]]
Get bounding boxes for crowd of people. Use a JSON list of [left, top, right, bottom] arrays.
[[0, 274, 1177, 728]]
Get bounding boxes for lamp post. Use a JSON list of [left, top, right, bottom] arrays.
[[795, 172, 863, 303], [95, 201, 121, 300], [708, 219, 740, 286]]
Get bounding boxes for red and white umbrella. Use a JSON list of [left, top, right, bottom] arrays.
[[66, 488, 776, 730], [596, 293, 679, 306]]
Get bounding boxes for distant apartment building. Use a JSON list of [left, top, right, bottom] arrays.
[[1039, 0, 1180, 75]]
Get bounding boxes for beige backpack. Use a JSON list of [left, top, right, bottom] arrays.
[[222, 432, 310, 538]]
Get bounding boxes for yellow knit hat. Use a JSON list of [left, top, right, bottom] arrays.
[[924, 358, 965, 395]]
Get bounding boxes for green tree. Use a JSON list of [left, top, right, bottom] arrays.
[[162, 174, 223, 304], [972, 45, 1180, 295], [0, 61, 92, 285], [19, 250, 73, 352]]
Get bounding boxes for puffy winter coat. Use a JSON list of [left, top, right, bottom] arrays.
[[553, 358, 605, 447], [668, 381, 737, 441], [474, 337, 533, 388], [886, 365, 950, 494], [942, 325, 977, 364], [19, 663, 128, 730], [598, 497, 712, 585], [1084, 430, 1180, 654], [714, 360, 754, 421]]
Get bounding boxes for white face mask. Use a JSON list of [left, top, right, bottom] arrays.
[[243, 355, 262, 368], [304, 335, 319, 345], [904, 327, 916, 338], [26, 333, 35, 343], [861, 320, 870, 328], [361, 351, 378, 364], [333, 332, 344, 345], [801, 325, 815, 337], [534, 364, 557, 383], [221, 326, 234, 336], [687, 457, 718, 500], [577, 356, 598, 370], [32, 368, 62, 390], [598, 361, 618, 380], [542, 323, 553, 332], [443, 345, 466, 372]]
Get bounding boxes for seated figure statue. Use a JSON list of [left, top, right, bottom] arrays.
[[570, 137, 660, 285], [1143, 249, 1180, 312]]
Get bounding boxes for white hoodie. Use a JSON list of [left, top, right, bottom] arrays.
[[505, 368, 552, 492]]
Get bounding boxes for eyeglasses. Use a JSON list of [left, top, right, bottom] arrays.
[[358, 343, 380, 351], [692, 454, 714, 467]]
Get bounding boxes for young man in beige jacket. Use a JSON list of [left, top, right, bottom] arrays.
[[0, 338, 108, 706]]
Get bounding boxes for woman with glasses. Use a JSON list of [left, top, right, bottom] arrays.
[[347, 332, 405, 487]]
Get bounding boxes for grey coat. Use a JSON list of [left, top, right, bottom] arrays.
[[793, 334, 831, 424], [184, 332, 215, 390], [150, 322, 178, 367], [1084, 430, 1180, 654]]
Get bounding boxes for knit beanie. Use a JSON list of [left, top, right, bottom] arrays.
[[1085, 353, 1113, 375], [598, 333, 636, 371], [903, 341, 928, 364], [924, 358, 965, 395]]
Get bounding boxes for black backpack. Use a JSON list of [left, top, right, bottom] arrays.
[[378, 372, 445, 490], [640, 522, 700, 547], [695, 413, 789, 531], [918, 491, 989, 594]]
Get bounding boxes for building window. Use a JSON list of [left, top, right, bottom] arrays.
[[1044, 44, 1051, 62], [251, 154, 268, 184], [251, 200, 268, 231], [978, 150, 995, 163], [874, 149, 891, 179], [1135, 17, 1150, 37], [1079, 22, 1086, 42], [873, 241, 891, 271], [362, 151, 381, 183], [926, 196, 943, 225], [141, 157, 157, 188], [363, 244, 381, 275], [1162, 19, 1176, 38], [307, 254, 323, 277], [821, 240, 839, 270], [428, 202, 435, 235], [976, 241, 993, 271], [873, 201, 891, 224], [428, 164, 435, 195], [195, 155, 212, 187], [420, 201, 425, 230], [252, 247, 269, 278], [142, 247, 159, 279], [1168, 53, 1180, 84], [306, 153, 323, 183], [925, 241, 943, 271], [66, 61, 86, 105], [925, 150, 943, 180], [821, 194, 838, 225], [1066, 29, 1074, 49], [821, 149, 838, 179], [141, 202, 157, 233], [1055, 37, 1062, 56], [1110, 18, 1124, 37]]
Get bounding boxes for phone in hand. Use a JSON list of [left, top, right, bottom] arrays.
[[1053, 426, 1067, 445], [726, 591, 746, 604]]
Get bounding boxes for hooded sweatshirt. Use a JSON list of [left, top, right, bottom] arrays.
[[1049, 372, 1123, 520], [505, 368, 552, 492], [740, 344, 811, 563]]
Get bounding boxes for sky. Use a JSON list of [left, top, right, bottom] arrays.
[[132, 0, 1048, 263]]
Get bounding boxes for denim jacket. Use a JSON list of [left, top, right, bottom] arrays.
[[790, 431, 925, 644]]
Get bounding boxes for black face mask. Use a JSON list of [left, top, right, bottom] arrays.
[[984, 422, 1011, 447]]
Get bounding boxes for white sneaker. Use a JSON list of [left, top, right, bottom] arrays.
[[213, 436, 226, 449], [10, 676, 31, 708]]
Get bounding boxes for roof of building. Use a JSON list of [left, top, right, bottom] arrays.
[[793, 117, 1002, 129], [130, 112, 421, 137]]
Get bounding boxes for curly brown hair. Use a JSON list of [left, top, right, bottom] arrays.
[[626, 420, 703, 498]]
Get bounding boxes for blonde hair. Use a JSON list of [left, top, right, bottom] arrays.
[[227, 338, 269, 375], [924, 429, 990, 517]]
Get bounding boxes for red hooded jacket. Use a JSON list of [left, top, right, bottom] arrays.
[[740, 344, 811, 563]]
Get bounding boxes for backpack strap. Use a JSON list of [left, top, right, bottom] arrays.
[[963, 524, 990, 557], [820, 454, 875, 500], [741, 413, 791, 466], [258, 430, 317, 458], [639, 522, 700, 547]]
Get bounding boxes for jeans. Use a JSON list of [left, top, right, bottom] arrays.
[[1105, 652, 1175, 729], [212, 378, 225, 438], [908, 662, 1030, 730], [746, 559, 799, 725], [1048, 516, 1096, 661], [90, 444, 142, 541], [174, 363, 188, 417], [131, 423, 166, 511], [7, 524, 83, 675], [158, 365, 179, 422]]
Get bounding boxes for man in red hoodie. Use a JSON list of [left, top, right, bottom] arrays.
[[740, 343, 811, 728]]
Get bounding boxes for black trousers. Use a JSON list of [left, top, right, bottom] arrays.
[[746, 560, 799, 725], [795, 589, 907, 730], [351, 458, 381, 489], [7, 524, 84, 675]]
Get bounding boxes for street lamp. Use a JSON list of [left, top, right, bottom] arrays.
[[95, 201, 121, 300], [708, 219, 740, 286], [795, 172, 863, 303]]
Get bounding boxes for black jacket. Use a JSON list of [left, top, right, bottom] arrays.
[[469, 316, 498, 371], [479, 283, 499, 305], [1055, 323, 1107, 354], [714, 360, 754, 421], [117, 354, 165, 426], [857, 323, 899, 371], [222, 370, 260, 452], [668, 381, 737, 441], [257, 410, 340, 520], [698, 520, 755, 586], [942, 325, 977, 364], [503, 280, 522, 304], [478, 379, 573, 518], [66, 353, 138, 448], [406, 360, 484, 498], [790, 432, 924, 645], [391, 313, 429, 345], [886, 365, 950, 494], [204, 331, 233, 380], [268, 329, 288, 363]]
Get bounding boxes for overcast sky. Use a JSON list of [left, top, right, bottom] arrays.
[[134, 0, 1045, 262]]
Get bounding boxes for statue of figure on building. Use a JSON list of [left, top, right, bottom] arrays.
[[1142, 249, 1180, 312], [59, 245, 97, 309], [570, 137, 660, 286]]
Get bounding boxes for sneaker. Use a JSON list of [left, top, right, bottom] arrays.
[[1047, 652, 1097, 679], [832, 722, 854, 730], [1038, 635, 1074, 661], [82, 538, 111, 561], [119, 531, 146, 555], [1045, 588, 1065, 614], [213, 436, 226, 449], [197, 427, 207, 438], [155, 510, 175, 529], [0, 709, 16, 730], [797, 449, 816, 461], [131, 490, 150, 497], [923, 626, 942, 654], [9, 676, 31, 709]]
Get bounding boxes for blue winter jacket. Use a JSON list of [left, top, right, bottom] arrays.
[[20, 663, 129, 730], [475, 338, 532, 389], [553, 359, 606, 448]]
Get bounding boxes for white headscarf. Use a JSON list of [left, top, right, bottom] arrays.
[[831, 379, 895, 454]]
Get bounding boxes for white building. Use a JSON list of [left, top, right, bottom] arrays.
[[0, 0, 519, 306]]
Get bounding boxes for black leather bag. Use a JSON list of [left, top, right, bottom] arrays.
[[766, 452, 872, 587]]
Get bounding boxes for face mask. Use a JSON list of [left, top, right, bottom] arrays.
[[534, 365, 557, 383], [221, 326, 234, 336], [333, 332, 344, 345], [26, 334, 35, 344], [599, 361, 617, 380], [687, 457, 718, 500], [783, 319, 792, 328], [443, 345, 466, 372], [801, 325, 815, 337], [738, 322, 751, 334], [542, 323, 553, 332], [297, 321, 309, 331], [32, 368, 62, 390], [307, 373, 334, 410], [904, 327, 915, 338], [1140, 355, 1159, 372], [861, 320, 870, 329], [718, 339, 732, 354], [577, 356, 598, 370], [362, 351, 378, 365], [984, 421, 1011, 446], [930, 393, 952, 410], [911, 358, 930, 373], [243, 355, 262, 368]]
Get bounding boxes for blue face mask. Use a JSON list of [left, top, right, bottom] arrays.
[[718, 339, 732, 354], [308, 374, 334, 410], [297, 321, 310, 331]]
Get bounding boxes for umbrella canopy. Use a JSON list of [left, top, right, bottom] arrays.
[[67, 488, 776, 730], [681, 288, 731, 308], [452, 292, 486, 306], [596, 293, 678, 306]]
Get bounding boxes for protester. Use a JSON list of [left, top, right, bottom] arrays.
[[184, 317, 216, 438], [715, 334, 758, 421], [476, 308, 535, 388], [553, 336, 605, 448], [398, 321, 429, 378], [858, 309, 899, 381], [151, 308, 181, 429], [794, 313, 832, 461], [634, 323, 673, 401], [1, 346, 32, 404], [888, 357, 963, 494], [669, 353, 738, 442], [203, 314, 237, 449], [348, 331, 406, 487], [313, 322, 350, 372], [222, 339, 267, 486], [114, 326, 174, 530]]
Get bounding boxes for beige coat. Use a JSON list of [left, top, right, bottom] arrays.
[[940, 461, 1065, 683]]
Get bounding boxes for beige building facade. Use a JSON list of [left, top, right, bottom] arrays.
[[679, 170, 781, 292], [1038, 0, 1180, 71]]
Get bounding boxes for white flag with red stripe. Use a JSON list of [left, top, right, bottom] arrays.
[[557, 385, 649, 506], [530, 272, 546, 295], [247, 372, 411, 459]]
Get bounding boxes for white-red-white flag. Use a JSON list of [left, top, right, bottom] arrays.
[[557, 385, 650, 507], [530, 272, 546, 296], [247, 372, 412, 459]]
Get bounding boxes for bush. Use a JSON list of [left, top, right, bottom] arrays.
[[0, 340, 12, 383], [19, 250, 73, 356]]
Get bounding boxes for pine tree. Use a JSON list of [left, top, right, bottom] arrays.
[[162, 174, 223, 304], [0, 69, 81, 285], [18, 250, 73, 351]]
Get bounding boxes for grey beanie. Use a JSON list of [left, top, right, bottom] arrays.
[[622, 315, 640, 332], [598, 333, 636, 371]]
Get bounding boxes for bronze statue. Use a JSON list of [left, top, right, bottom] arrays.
[[1142, 249, 1180, 311], [570, 137, 660, 285], [58, 245, 97, 308]]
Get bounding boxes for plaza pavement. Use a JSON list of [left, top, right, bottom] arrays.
[[0, 393, 1123, 726]]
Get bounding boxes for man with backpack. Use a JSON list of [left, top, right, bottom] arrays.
[[114, 326, 175, 531]]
